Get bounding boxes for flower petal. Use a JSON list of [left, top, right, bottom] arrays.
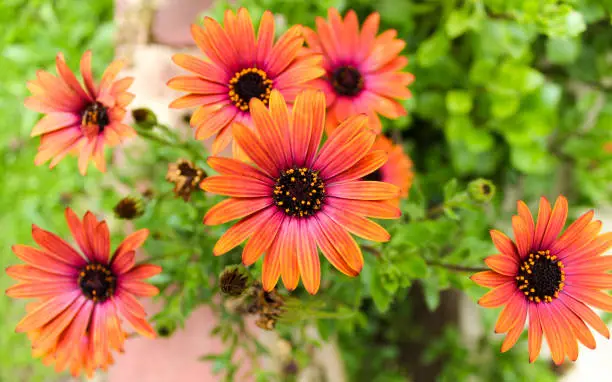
[[290, 89, 326, 167], [11, 244, 78, 275], [549, 302, 579, 361], [242, 210, 284, 266], [15, 290, 80, 332], [560, 293, 610, 338], [533, 196, 552, 250], [171, 53, 227, 84], [471, 271, 513, 288], [297, 219, 321, 295], [123, 264, 162, 280], [512, 216, 532, 258], [540, 196, 569, 251], [121, 280, 159, 297], [528, 303, 543, 363], [112, 298, 155, 338], [280, 219, 300, 291], [490, 230, 520, 260], [262, 226, 283, 291], [326, 197, 400, 219], [477, 282, 516, 308], [213, 207, 276, 256], [113, 229, 149, 261], [233, 122, 280, 177], [250, 96, 290, 169], [111, 250, 135, 275], [314, 213, 363, 274], [204, 197, 273, 225], [495, 292, 527, 333], [324, 205, 390, 242], [327, 181, 399, 200], [32, 224, 87, 267], [538, 304, 565, 365], [550, 210, 595, 255], [484, 254, 518, 276], [200, 175, 271, 198], [80, 50, 97, 98], [327, 150, 388, 184]]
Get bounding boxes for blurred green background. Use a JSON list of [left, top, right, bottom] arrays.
[[2, 0, 612, 381]]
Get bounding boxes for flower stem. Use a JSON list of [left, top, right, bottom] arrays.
[[425, 261, 488, 273]]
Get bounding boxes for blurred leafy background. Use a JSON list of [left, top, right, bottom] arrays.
[[2, 0, 612, 381]]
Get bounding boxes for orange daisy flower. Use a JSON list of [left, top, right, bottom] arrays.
[[472, 196, 612, 365], [303, 8, 414, 133], [24, 51, 136, 175], [363, 135, 413, 205], [5, 208, 161, 377], [168, 8, 325, 157], [201, 90, 401, 295]]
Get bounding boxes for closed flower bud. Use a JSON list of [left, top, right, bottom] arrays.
[[219, 265, 250, 297], [113, 196, 145, 220], [468, 178, 495, 203], [156, 319, 178, 338], [132, 108, 158, 128]]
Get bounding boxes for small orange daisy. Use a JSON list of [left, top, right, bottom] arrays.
[[201, 90, 401, 294], [5, 208, 161, 377], [168, 8, 325, 157], [363, 135, 413, 205], [304, 8, 414, 133], [472, 196, 612, 364], [25, 51, 136, 175]]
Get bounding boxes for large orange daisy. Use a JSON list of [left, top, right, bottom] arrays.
[[363, 135, 413, 205], [5, 208, 161, 377], [25, 51, 136, 175], [168, 8, 325, 157], [472, 196, 612, 364], [303, 8, 414, 133], [201, 90, 401, 294]]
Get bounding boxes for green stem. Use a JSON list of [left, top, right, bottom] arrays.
[[425, 261, 488, 273]]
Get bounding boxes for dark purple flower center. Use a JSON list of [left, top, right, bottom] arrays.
[[516, 250, 565, 303], [229, 68, 273, 111], [273, 167, 325, 218], [78, 263, 116, 302], [81, 102, 110, 133], [331, 66, 364, 97]]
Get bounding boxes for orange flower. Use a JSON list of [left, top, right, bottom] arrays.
[[363, 135, 413, 204], [168, 8, 325, 157], [472, 196, 612, 365], [5, 208, 161, 377], [25, 51, 136, 175], [201, 90, 401, 294], [304, 8, 414, 133]]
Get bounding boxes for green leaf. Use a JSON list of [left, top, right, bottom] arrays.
[[370, 269, 393, 313], [446, 90, 473, 114], [399, 255, 429, 279], [510, 144, 557, 174], [546, 37, 580, 64], [490, 92, 520, 119], [417, 33, 450, 68], [443, 178, 459, 201], [445, 9, 472, 38]]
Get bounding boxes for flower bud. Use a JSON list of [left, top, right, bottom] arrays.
[[219, 265, 250, 297], [113, 196, 145, 220], [132, 108, 158, 129], [468, 178, 495, 203]]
